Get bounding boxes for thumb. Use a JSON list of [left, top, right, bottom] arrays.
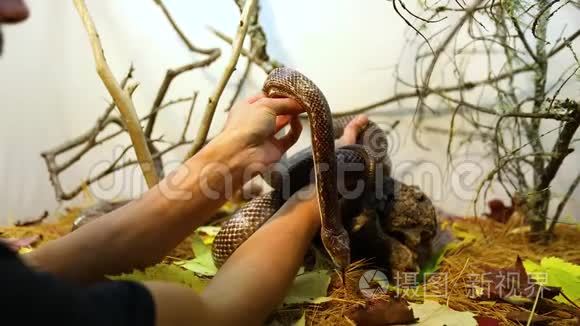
[[338, 115, 369, 146]]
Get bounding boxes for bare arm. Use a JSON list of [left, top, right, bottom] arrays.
[[144, 116, 369, 326], [146, 186, 320, 326], [24, 134, 249, 283], [21, 89, 367, 323], [200, 187, 320, 325], [23, 95, 304, 284]]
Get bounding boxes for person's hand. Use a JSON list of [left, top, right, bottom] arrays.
[[335, 114, 369, 148], [220, 93, 304, 169]]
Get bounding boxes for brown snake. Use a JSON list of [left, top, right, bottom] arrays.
[[212, 67, 389, 269]]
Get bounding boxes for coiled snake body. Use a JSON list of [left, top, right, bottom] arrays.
[[212, 68, 389, 269]]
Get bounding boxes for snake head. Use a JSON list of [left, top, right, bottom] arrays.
[[320, 227, 351, 270]]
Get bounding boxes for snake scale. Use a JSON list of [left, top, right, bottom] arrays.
[[212, 67, 389, 269]]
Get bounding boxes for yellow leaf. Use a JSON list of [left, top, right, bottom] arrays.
[[108, 264, 208, 293], [524, 257, 580, 305], [195, 226, 221, 245]]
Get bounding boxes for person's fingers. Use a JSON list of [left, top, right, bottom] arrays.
[[274, 116, 303, 152], [274, 115, 292, 133], [337, 114, 369, 146], [246, 93, 266, 104], [254, 97, 304, 115]]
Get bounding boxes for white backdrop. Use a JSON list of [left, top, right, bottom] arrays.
[[0, 0, 578, 224]]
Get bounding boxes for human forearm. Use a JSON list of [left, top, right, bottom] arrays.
[[200, 188, 320, 325], [23, 94, 306, 283], [137, 188, 320, 326], [24, 133, 252, 283]]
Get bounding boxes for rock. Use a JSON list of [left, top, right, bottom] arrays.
[[348, 177, 438, 276], [383, 180, 438, 271]]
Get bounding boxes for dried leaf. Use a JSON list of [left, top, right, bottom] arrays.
[[505, 310, 558, 323], [503, 296, 533, 305], [474, 316, 500, 326], [480, 257, 560, 302], [349, 300, 417, 325], [478, 301, 497, 306], [550, 310, 575, 319], [18, 247, 33, 254], [409, 300, 477, 326], [484, 199, 513, 224], [450, 224, 479, 245], [14, 211, 49, 226]]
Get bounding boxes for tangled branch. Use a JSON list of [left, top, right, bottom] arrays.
[[351, 0, 580, 237], [45, 0, 283, 202], [144, 0, 221, 139]]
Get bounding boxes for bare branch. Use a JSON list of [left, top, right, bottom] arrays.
[[42, 85, 187, 201], [73, 0, 159, 187], [537, 105, 580, 191], [145, 0, 221, 138], [416, 0, 485, 119], [209, 27, 282, 73], [144, 51, 220, 138], [153, 0, 217, 55], [392, 0, 435, 54], [548, 28, 580, 57], [231, 0, 272, 66], [186, 0, 258, 159], [336, 66, 534, 116], [387, 0, 579, 238], [225, 56, 252, 112], [510, 16, 540, 63], [181, 91, 198, 142], [531, 0, 561, 41], [548, 171, 580, 233]]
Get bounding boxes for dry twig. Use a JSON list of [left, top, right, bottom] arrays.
[[73, 0, 159, 188], [144, 0, 221, 139], [209, 27, 282, 74], [45, 0, 224, 201], [186, 0, 258, 158], [369, 0, 580, 239], [548, 171, 580, 233], [42, 93, 191, 200]]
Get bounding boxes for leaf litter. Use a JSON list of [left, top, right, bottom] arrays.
[[2, 203, 579, 325]]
